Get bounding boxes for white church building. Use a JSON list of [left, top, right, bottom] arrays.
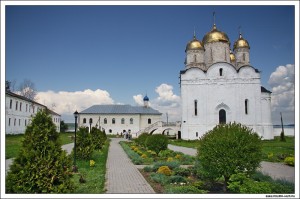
[[78, 96, 162, 136], [180, 22, 273, 140]]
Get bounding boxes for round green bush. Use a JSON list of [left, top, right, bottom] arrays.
[[284, 156, 294, 166], [197, 122, 263, 192], [135, 133, 150, 147], [145, 134, 168, 154], [6, 110, 74, 193]]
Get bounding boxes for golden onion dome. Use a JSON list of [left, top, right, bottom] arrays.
[[230, 50, 236, 62], [233, 33, 250, 50], [186, 35, 203, 52], [202, 24, 230, 45]]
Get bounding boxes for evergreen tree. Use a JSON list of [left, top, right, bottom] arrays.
[[6, 110, 74, 193]]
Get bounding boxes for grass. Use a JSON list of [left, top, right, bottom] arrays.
[[5, 132, 74, 159], [261, 136, 294, 162], [169, 139, 200, 149], [71, 140, 110, 193]]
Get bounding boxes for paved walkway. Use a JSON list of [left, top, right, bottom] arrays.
[[105, 138, 155, 194], [168, 144, 295, 183]]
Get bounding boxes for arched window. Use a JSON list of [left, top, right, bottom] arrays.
[[148, 118, 152, 124], [196, 132, 198, 137], [219, 109, 226, 124], [83, 118, 86, 124], [89, 118, 93, 124], [194, 54, 197, 62], [121, 118, 125, 124], [112, 118, 115, 124], [219, 68, 223, 76], [109, 129, 112, 133], [245, 99, 249, 115], [10, 99, 12, 109], [194, 100, 198, 116], [130, 118, 133, 124], [104, 118, 107, 124], [243, 53, 246, 61]]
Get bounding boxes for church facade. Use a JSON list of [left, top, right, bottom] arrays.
[[180, 22, 273, 140]]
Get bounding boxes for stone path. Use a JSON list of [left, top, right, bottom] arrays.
[[105, 138, 155, 194], [168, 144, 295, 183]]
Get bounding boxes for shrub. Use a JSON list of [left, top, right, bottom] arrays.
[[135, 133, 150, 147], [145, 134, 168, 154], [150, 173, 169, 185], [158, 149, 175, 157], [197, 122, 263, 192], [153, 161, 180, 171], [6, 110, 74, 193], [141, 154, 147, 158], [90, 127, 107, 150], [228, 173, 273, 193], [284, 157, 295, 166], [90, 159, 95, 167], [165, 185, 208, 194], [75, 127, 95, 160], [120, 142, 144, 165], [174, 167, 191, 177], [167, 157, 174, 162], [157, 166, 172, 176], [175, 154, 182, 160], [168, 175, 187, 184]]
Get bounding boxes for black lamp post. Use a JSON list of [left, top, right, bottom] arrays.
[[73, 110, 79, 172], [89, 118, 92, 132]]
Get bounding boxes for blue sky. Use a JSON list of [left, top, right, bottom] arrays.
[[4, 4, 297, 124]]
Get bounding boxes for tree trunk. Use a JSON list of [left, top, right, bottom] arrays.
[[223, 176, 230, 192]]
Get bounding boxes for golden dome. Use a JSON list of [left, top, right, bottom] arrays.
[[233, 33, 250, 50], [186, 35, 203, 52], [202, 24, 230, 45], [230, 50, 236, 62]]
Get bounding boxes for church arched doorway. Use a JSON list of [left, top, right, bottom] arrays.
[[219, 109, 226, 124]]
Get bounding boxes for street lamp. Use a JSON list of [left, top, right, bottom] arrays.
[[73, 110, 79, 172], [89, 118, 93, 132]]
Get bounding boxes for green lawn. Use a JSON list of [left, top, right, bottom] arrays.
[[5, 132, 74, 159], [71, 140, 110, 193], [169, 139, 200, 149]]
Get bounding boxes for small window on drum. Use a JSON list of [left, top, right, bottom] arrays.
[[219, 68, 223, 76]]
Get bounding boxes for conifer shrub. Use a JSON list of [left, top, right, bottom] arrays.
[[196, 122, 263, 192], [157, 166, 172, 176], [90, 127, 107, 150], [284, 156, 295, 166], [75, 127, 95, 160], [135, 132, 150, 147], [145, 134, 168, 154], [6, 110, 74, 193], [153, 161, 180, 171]]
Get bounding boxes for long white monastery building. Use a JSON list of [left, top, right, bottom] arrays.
[[180, 22, 273, 140], [78, 96, 162, 136], [5, 86, 61, 134]]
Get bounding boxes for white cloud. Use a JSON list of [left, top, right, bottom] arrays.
[[133, 83, 181, 122], [268, 64, 295, 124], [36, 89, 114, 115]]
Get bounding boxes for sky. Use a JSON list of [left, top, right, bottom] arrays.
[[3, 2, 297, 124]]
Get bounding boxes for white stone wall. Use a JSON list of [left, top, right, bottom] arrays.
[[78, 113, 161, 135], [5, 95, 46, 134], [180, 63, 273, 140], [234, 48, 250, 68], [204, 42, 230, 66]]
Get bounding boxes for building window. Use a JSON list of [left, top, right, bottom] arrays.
[[83, 118, 86, 123], [130, 118, 133, 124], [8, 118, 11, 126], [19, 119, 21, 126], [104, 118, 107, 124], [33, 106, 35, 113], [243, 53, 246, 61], [196, 132, 198, 137], [219, 109, 226, 124], [121, 118, 125, 124], [10, 99, 12, 109], [14, 119, 16, 126], [219, 68, 223, 76], [148, 118, 152, 124], [89, 118, 93, 124], [20, 102, 22, 111], [25, 119, 27, 126], [109, 129, 112, 133], [26, 104, 28, 112], [112, 118, 115, 124], [194, 100, 198, 116], [16, 101, 18, 111], [245, 99, 249, 115]]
